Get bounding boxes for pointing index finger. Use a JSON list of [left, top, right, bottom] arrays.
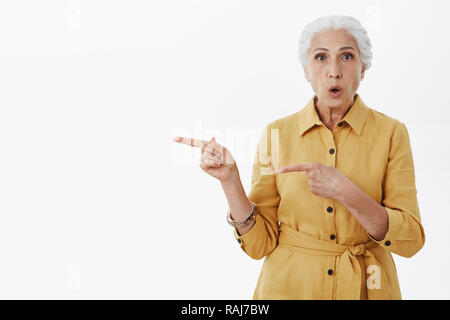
[[276, 163, 315, 173], [172, 136, 210, 149]]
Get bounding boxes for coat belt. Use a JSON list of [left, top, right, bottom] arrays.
[[278, 223, 382, 299]]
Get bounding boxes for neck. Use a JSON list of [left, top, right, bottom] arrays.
[[315, 94, 356, 124]]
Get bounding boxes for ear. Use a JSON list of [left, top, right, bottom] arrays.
[[303, 65, 309, 81], [360, 65, 366, 81]]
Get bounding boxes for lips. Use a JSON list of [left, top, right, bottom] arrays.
[[328, 85, 342, 98], [329, 85, 342, 93]]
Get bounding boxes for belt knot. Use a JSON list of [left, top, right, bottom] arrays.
[[348, 243, 366, 256]]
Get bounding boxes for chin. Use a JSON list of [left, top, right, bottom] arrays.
[[326, 95, 345, 104]]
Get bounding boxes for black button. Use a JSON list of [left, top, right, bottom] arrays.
[[330, 234, 336, 240], [384, 240, 391, 246], [237, 238, 242, 244], [338, 122, 343, 126], [327, 206, 333, 213], [329, 148, 335, 154], [327, 269, 333, 275]]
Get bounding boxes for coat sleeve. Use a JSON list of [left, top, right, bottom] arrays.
[[232, 123, 281, 260], [367, 121, 425, 258]]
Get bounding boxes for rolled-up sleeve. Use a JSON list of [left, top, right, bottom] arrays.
[[232, 123, 281, 260], [368, 121, 425, 258]]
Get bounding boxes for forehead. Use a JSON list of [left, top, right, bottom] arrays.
[[309, 29, 359, 53]]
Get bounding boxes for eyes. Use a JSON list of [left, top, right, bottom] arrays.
[[314, 53, 354, 62]]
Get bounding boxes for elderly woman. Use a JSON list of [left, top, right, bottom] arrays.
[[173, 15, 425, 300]]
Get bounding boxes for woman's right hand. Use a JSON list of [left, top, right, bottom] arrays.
[[172, 136, 238, 183]]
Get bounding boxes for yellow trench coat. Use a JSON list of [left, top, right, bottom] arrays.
[[232, 93, 425, 300]]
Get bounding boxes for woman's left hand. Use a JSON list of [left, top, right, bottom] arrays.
[[276, 162, 350, 201]]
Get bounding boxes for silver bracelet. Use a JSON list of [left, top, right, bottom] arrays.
[[226, 201, 257, 228]]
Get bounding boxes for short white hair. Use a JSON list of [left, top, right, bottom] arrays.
[[298, 15, 373, 70]]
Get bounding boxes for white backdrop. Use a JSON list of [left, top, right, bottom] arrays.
[[0, 0, 448, 299]]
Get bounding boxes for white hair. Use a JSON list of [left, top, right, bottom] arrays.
[[298, 15, 373, 70]]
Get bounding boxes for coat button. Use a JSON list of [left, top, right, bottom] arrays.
[[327, 269, 333, 275], [338, 122, 343, 126], [237, 238, 242, 244], [327, 206, 333, 213], [384, 240, 391, 246], [329, 148, 335, 154], [330, 234, 336, 240]]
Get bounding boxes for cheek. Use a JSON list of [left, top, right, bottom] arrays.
[[310, 81, 324, 94], [343, 69, 362, 86], [351, 73, 362, 86]]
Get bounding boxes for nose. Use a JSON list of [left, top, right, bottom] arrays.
[[328, 61, 342, 79]]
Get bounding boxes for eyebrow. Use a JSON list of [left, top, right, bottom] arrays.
[[313, 46, 357, 52]]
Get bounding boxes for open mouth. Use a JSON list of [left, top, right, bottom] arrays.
[[328, 86, 342, 95]]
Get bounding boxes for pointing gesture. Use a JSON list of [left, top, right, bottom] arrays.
[[172, 136, 238, 182], [276, 162, 349, 200]]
